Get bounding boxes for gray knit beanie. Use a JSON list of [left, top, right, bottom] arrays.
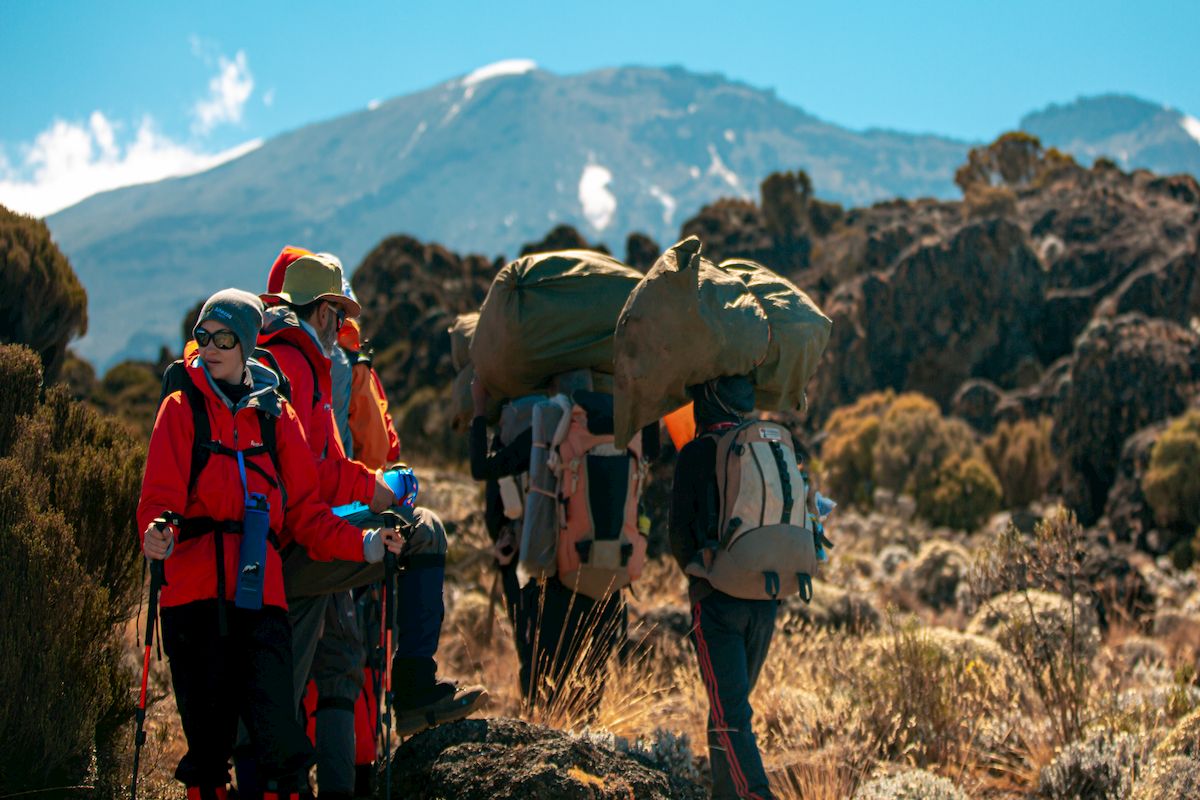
[[196, 288, 264, 361]]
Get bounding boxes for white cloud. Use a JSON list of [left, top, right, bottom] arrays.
[[192, 50, 254, 134], [578, 163, 617, 231], [367, 98, 381, 111], [0, 44, 263, 217], [263, 88, 276, 107], [0, 112, 260, 218]]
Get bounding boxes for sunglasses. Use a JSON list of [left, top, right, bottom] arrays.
[[194, 328, 239, 350], [327, 302, 346, 329]]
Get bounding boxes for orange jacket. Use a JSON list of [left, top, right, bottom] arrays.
[[338, 320, 400, 470], [137, 359, 366, 610], [258, 308, 376, 507], [349, 359, 399, 471]]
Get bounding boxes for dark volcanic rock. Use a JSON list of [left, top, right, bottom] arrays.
[[625, 231, 662, 272], [813, 218, 1045, 413], [952, 379, 1004, 433], [351, 234, 499, 397], [1055, 314, 1200, 524], [387, 718, 703, 800], [1104, 422, 1170, 552]]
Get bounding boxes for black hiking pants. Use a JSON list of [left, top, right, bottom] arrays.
[[520, 577, 626, 716], [162, 601, 312, 791], [689, 591, 777, 800]]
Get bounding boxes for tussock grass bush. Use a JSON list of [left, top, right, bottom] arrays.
[[852, 768, 968, 800], [1037, 731, 1150, 800], [847, 617, 1016, 768], [820, 391, 1003, 529], [1131, 756, 1200, 800], [983, 417, 1057, 508], [967, 590, 1100, 665], [1153, 704, 1200, 761], [0, 343, 145, 795], [898, 541, 971, 610], [1142, 410, 1200, 532]]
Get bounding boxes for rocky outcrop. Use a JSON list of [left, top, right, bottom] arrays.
[[1104, 423, 1170, 551], [352, 234, 500, 396], [1054, 314, 1200, 524], [386, 718, 704, 800]]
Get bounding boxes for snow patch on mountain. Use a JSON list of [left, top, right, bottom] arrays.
[[463, 59, 537, 87], [579, 164, 617, 231], [707, 144, 741, 190], [1182, 115, 1200, 147]]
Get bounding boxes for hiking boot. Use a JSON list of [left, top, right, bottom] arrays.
[[390, 657, 489, 736]]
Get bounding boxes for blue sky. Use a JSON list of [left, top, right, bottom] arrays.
[[3, 0, 1197, 216]]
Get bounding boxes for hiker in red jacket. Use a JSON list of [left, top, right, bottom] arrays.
[[138, 289, 403, 800], [234, 252, 484, 798]]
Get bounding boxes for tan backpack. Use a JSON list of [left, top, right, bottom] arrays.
[[685, 420, 822, 601], [552, 392, 646, 600]]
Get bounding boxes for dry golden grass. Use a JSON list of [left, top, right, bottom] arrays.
[[123, 467, 1200, 799]]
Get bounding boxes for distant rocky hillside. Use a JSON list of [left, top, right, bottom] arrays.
[[1022, 93, 1200, 176]]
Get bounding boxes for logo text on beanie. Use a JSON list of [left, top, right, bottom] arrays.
[[213, 307, 233, 319]]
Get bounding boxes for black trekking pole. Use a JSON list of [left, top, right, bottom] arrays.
[[380, 511, 401, 800], [131, 512, 180, 800]]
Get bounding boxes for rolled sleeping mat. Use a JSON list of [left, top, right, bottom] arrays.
[[519, 397, 568, 581]]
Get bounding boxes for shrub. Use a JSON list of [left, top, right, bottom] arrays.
[[871, 394, 978, 498], [0, 344, 144, 794], [984, 416, 1057, 507], [821, 391, 998, 527], [1142, 410, 1200, 532], [0, 204, 88, 381], [967, 508, 1096, 745], [898, 540, 971, 609], [853, 769, 968, 800], [916, 455, 1003, 531], [964, 184, 1018, 218], [1037, 731, 1150, 799], [0, 343, 42, 452], [820, 391, 892, 506]]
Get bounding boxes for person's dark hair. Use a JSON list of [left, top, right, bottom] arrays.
[[286, 300, 323, 323]]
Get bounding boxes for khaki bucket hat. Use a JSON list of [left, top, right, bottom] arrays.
[[260, 253, 362, 318]]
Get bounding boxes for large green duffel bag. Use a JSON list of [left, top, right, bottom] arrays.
[[471, 250, 643, 400], [613, 237, 831, 447]]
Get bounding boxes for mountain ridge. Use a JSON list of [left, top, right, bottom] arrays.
[[43, 64, 1200, 369]]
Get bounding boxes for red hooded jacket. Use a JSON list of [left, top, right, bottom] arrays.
[[257, 307, 376, 507], [137, 358, 367, 609]]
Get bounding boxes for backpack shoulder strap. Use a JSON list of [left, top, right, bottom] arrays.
[[264, 338, 322, 407], [253, 347, 293, 403], [257, 407, 286, 509], [177, 376, 212, 495]]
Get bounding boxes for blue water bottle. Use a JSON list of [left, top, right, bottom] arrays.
[[384, 466, 419, 508], [235, 491, 270, 610]]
